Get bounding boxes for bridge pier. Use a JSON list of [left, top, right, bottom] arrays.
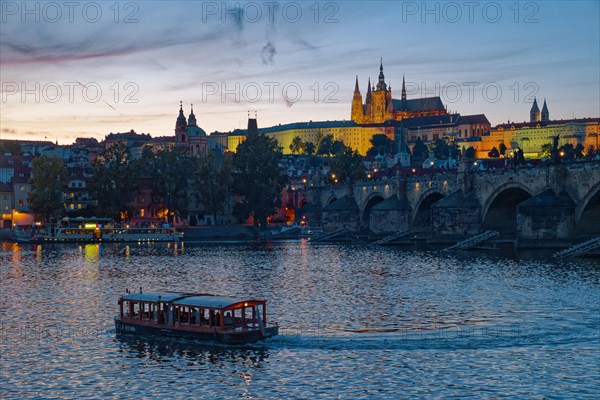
[[431, 191, 481, 236], [516, 189, 577, 247]]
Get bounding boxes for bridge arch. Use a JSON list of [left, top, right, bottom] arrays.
[[360, 192, 385, 231], [575, 181, 600, 235], [412, 188, 445, 226], [481, 182, 533, 236]]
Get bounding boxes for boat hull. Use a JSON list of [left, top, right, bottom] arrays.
[[115, 319, 278, 345]]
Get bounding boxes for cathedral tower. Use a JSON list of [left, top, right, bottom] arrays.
[[541, 99, 549, 121], [530, 97, 541, 123], [351, 76, 364, 122]]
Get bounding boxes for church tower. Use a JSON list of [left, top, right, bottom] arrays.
[[369, 59, 392, 123], [175, 101, 188, 143], [363, 77, 372, 117], [541, 99, 549, 121], [401, 74, 407, 101], [351, 76, 364, 122], [530, 97, 541, 123], [188, 104, 197, 127]]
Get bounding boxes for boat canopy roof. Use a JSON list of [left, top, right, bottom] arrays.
[[121, 292, 265, 310], [121, 292, 188, 303]]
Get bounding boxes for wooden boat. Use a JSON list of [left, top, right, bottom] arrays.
[[115, 291, 279, 344]]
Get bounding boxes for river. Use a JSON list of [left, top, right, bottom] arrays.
[[1, 241, 598, 399]]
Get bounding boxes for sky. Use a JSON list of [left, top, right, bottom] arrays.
[[1, 1, 599, 144]]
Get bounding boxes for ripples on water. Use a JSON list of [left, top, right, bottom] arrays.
[[1, 241, 598, 399]]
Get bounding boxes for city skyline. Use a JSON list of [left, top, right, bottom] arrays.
[[1, 1, 599, 144]]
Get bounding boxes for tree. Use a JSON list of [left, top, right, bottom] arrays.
[[331, 140, 346, 156], [327, 146, 366, 183], [488, 147, 500, 158], [539, 142, 552, 159], [88, 142, 139, 221], [366, 134, 394, 157], [430, 139, 458, 160], [289, 135, 305, 155], [305, 142, 316, 156], [194, 153, 232, 224], [316, 134, 334, 156], [465, 146, 476, 159], [411, 137, 429, 162], [499, 142, 507, 157], [232, 134, 284, 227], [142, 147, 195, 224], [28, 156, 68, 222]]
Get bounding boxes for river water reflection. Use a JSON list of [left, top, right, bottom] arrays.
[[1, 241, 598, 398]]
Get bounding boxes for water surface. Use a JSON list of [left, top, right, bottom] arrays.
[[1, 241, 598, 398]]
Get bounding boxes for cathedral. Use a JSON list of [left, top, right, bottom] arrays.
[[174, 102, 209, 156], [351, 60, 447, 124]]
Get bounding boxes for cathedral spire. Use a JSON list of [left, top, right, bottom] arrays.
[[351, 76, 364, 122], [366, 77, 372, 103], [376, 59, 387, 91], [541, 98, 549, 121], [401, 74, 407, 101], [530, 97, 540, 122]]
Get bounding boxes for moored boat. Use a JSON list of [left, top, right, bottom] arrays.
[[115, 291, 279, 344], [17, 226, 182, 243]]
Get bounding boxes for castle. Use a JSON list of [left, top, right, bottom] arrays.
[[351, 59, 447, 124]]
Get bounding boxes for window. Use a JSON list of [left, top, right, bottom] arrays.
[[19, 185, 24, 191], [70, 204, 74, 210], [78, 204, 82, 209]]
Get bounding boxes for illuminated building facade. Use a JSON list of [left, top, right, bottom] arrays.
[[477, 99, 599, 158], [351, 60, 447, 124]]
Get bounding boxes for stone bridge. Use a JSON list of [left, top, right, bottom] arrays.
[[298, 161, 600, 242]]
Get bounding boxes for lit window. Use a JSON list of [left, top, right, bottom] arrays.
[[70, 204, 74, 210], [78, 204, 82, 209]]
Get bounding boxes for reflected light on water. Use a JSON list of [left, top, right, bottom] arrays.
[[0, 242, 597, 399]]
